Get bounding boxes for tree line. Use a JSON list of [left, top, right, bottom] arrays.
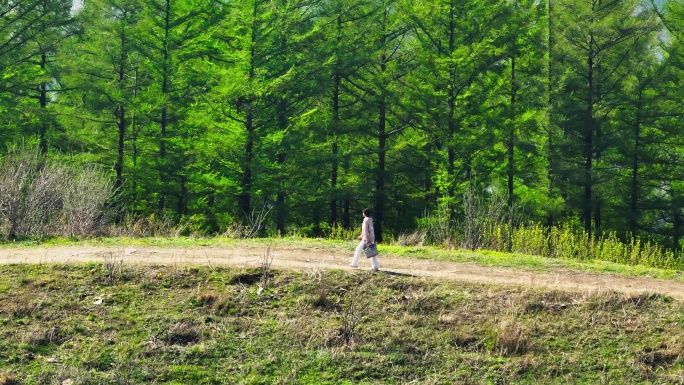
[[2, 0, 684, 247]]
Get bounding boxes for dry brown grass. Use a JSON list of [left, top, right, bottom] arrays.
[[496, 320, 530, 356], [4, 294, 41, 318], [397, 230, 427, 246], [22, 325, 63, 346], [197, 290, 220, 306], [438, 312, 461, 325], [322, 327, 346, 348], [449, 329, 484, 351], [623, 291, 672, 306], [109, 214, 179, 238], [167, 321, 202, 345], [638, 340, 684, 369], [0, 373, 18, 385], [309, 285, 342, 312]]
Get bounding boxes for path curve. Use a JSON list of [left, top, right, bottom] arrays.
[[2, 245, 684, 300]]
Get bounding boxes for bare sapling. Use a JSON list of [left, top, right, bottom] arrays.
[[243, 204, 272, 239], [260, 244, 276, 290], [103, 253, 124, 283], [340, 283, 369, 346]]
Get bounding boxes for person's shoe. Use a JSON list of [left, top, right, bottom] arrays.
[[372, 268, 379, 272], [349, 264, 359, 268]]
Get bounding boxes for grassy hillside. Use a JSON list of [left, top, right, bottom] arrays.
[[1, 260, 684, 384]]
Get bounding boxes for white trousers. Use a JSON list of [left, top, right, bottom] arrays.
[[351, 240, 379, 270]]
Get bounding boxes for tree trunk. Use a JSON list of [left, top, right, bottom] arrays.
[[116, 103, 125, 194], [376, 74, 387, 243], [159, 109, 167, 211], [330, 99, 339, 227], [342, 200, 350, 229], [593, 53, 603, 237], [178, 175, 187, 215], [546, 0, 555, 228], [329, 16, 342, 228], [115, 29, 127, 203], [239, 1, 260, 218], [39, 52, 48, 154], [446, 1, 456, 198], [582, 23, 595, 236], [629, 88, 643, 236], [376, 116, 386, 243], [507, 55, 517, 208], [131, 64, 139, 195], [342, 152, 350, 228], [158, 0, 171, 212], [274, 26, 289, 234], [239, 100, 254, 216], [313, 202, 322, 237], [673, 194, 682, 250], [276, 95, 287, 235]]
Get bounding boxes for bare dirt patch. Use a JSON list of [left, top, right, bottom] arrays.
[[2, 244, 684, 300]]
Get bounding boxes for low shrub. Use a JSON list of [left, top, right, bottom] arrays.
[[328, 225, 358, 241], [503, 224, 681, 269], [0, 147, 114, 240], [416, 186, 681, 269]]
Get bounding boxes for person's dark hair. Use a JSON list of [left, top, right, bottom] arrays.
[[362, 208, 372, 217]]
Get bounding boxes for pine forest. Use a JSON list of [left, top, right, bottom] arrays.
[[3, 0, 684, 256]]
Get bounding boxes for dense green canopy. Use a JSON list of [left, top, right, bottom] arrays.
[[2, 0, 683, 246]]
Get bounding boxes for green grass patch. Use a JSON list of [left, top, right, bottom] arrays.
[[379, 243, 684, 281], [1, 264, 684, 384]]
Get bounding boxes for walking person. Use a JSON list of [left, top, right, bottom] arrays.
[[350, 208, 379, 271]]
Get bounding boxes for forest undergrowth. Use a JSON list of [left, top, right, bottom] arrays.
[[1, 148, 681, 271]]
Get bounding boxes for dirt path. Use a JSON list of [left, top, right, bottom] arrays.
[[2, 245, 684, 300]]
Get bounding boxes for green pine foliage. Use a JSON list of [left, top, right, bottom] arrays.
[[2, 0, 684, 266]]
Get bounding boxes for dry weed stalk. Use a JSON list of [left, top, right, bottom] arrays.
[[421, 201, 454, 247], [496, 320, 529, 356], [219, 204, 271, 239], [340, 283, 370, 346], [261, 244, 276, 290], [103, 253, 124, 283]]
